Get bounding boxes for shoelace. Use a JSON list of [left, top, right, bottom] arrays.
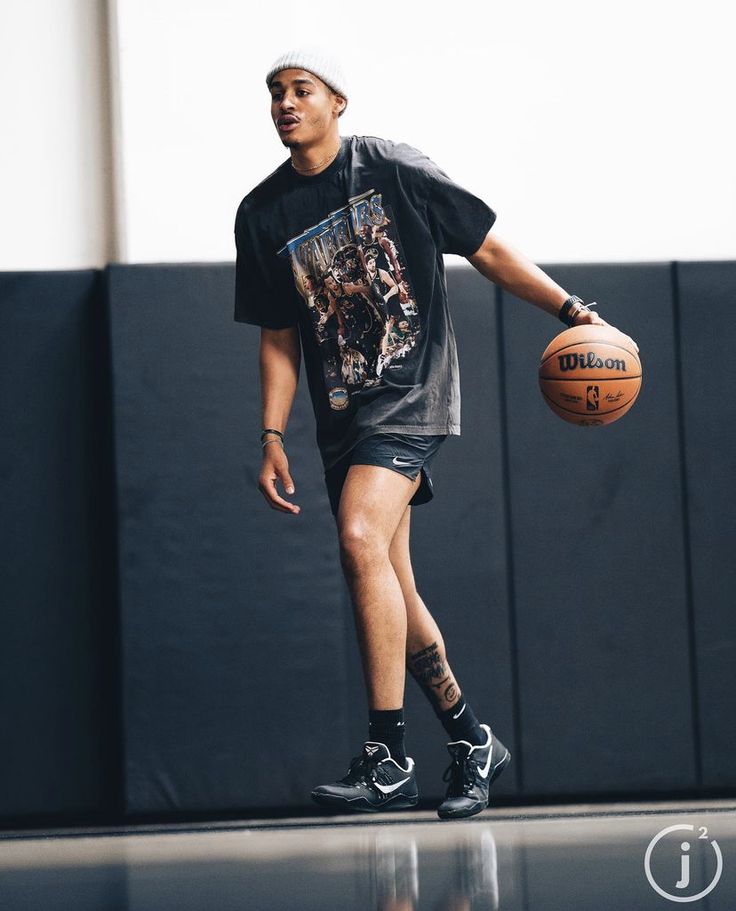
[[442, 753, 480, 797], [340, 754, 379, 787], [340, 755, 396, 789]]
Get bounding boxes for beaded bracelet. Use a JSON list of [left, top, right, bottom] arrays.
[[558, 295, 597, 327], [261, 427, 283, 440], [261, 427, 284, 451]]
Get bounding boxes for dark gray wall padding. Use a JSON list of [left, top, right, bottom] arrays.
[[501, 264, 696, 795], [108, 262, 519, 812], [677, 261, 736, 789], [2, 260, 735, 827], [0, 270, 122, 821], [106, 264, 350, 813]]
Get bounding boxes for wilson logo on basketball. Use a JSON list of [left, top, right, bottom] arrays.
[[558, 352, 627, 372]]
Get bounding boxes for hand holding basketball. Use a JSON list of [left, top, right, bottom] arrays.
[[539, 323, 642, 426], [569, 301, 639, 354]]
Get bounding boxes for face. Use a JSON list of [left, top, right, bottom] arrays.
[[269, 68, 345, 147], [366, 257, 377, 275]]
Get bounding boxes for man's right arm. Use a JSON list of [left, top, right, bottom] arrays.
[[258, 326, 302, 515]]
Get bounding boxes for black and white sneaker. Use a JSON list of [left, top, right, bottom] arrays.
[[437, 723, 511, 820], [311, 742, 419, 812]]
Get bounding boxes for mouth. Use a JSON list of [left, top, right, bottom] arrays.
[[277, 117, 300, 132]]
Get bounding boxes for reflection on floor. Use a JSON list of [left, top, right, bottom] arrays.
[[0, 800, 734, 910]]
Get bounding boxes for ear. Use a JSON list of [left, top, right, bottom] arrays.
[[335, 94, 347, 117]]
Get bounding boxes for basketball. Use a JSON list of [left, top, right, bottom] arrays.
[[538, 325, 642, 426]]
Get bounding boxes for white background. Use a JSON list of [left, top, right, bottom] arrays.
[[2, 0, 734, 270]]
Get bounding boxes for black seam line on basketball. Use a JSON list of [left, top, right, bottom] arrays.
[[539, 375, 642, 382], [540, 387, 641, 416], [540, 338, 639, 358], [540, 341, 641, 367], [541, 387, 641, 416]]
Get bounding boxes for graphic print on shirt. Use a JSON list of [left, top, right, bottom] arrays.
[[277, 189, 420, 412]]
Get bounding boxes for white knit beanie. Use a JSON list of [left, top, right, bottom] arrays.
[[266, 46, 349, 112]]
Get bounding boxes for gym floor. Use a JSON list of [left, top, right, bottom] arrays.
[[1, 800, 733, 909]]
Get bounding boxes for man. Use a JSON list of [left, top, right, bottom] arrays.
[[233, 47, 637, 819]]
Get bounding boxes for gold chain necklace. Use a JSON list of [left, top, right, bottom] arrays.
[[291, 141, 341, 173]]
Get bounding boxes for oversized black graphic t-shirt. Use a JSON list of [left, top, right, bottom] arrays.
[[234, 134, 497, 472]]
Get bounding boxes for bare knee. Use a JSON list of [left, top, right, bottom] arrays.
[[338, 520, 388, 573]]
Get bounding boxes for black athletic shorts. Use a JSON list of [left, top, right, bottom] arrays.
[[323, 432, 448, 519]]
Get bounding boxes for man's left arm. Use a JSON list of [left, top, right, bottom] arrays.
[[467, 230, 639, 350]]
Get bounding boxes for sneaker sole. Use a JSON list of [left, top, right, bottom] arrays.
[[311, 790, 420, 813], [437, 742, 512, 821]]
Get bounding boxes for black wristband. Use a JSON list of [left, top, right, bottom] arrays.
[[558, 295, 586, 327], [261, 428, 284, 441]]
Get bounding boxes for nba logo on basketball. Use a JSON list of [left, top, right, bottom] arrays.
[[586, 386, 599, 411]]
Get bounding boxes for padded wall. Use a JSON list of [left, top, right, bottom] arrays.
[[677, 261, 736, 789], [2, 260, 734, 827], [0, 270, 121, 822], [106, 264, 349, 813], [501, 264, 696, 796], [108, 263, 517, 812]]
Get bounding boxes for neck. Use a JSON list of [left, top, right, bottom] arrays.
[[290, 133, 342, 176]]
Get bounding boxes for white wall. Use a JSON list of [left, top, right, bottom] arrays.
[[2, 0, 735, 269], [0, 0, 113, 270]]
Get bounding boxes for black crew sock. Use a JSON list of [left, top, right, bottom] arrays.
[[435, 694, 485, 745], [368, 708, 407, 765]]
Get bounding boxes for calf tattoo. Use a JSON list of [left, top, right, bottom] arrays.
[[408, 641, 459, 707]]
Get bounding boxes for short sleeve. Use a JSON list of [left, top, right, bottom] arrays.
[[395, 143, 497, 257], [233, 206, 299, 329], [426, 163, 497, 257]]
